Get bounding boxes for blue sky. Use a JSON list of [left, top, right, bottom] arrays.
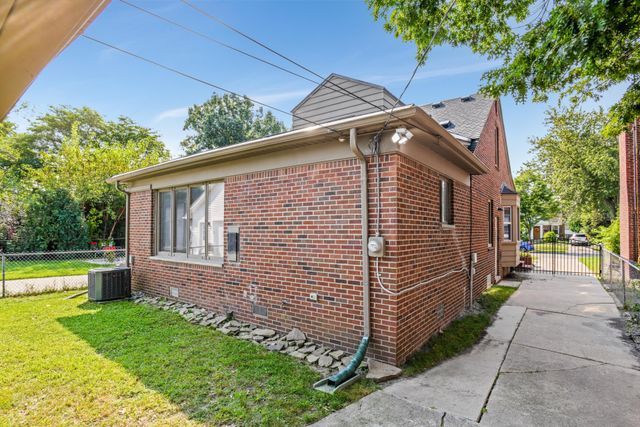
[[7, 0, 624, 174]]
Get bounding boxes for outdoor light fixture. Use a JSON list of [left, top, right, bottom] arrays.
[[392, 127, 414, 145]]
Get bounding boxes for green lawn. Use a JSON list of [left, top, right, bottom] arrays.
[[5, 259, 113, 280], [0, 293, 375, 426], [531, 242, 568, 253], [403, 285, 517, 377], [580, 256, 601, 274]]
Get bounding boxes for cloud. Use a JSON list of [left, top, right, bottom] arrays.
[[153, 106, 189, 122], [367, 61, 499, 84]]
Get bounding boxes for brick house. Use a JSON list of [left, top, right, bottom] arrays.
[[619, 119, 640, 263], [108, 74, 520, 365]]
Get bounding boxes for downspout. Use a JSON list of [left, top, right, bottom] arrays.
[[315, 128, 369, 392], [469, 175, 474, 308], [115, 181, 130, 267]]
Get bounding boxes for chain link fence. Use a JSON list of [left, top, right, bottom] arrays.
[[1, 249, 126, 297], [601, 248, 640, 309]]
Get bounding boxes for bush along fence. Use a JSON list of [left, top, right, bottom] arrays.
[[1, 248, 126, 297], [600, 248, 640, 309]]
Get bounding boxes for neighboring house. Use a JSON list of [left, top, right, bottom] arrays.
[[108, 74, 519, 366], [531, 217, 573, 240], [619, 119, 640, 262]]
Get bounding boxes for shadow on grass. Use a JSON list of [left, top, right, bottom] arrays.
[[58, 300, 374, 426]]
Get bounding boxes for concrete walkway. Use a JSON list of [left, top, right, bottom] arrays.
[[315, 274, 640, 426]]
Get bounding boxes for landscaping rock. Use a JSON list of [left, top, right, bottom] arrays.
[[267, 342, 285, 352], [306, 354, 319, 364], [252, 335, 265, 342], [312, 346, 326, 356], [290, 351, 306, 360], [328, 350, 344, 360], [252, 328, 276, 338], [299, 345, 316, 354], [213, 315, 228, 326], [366, 359, 402, 383], [226, 320, 241, 328], [318, 355, 333, 368], [285, 328, 306, 342], [238, 332, 252, 340]]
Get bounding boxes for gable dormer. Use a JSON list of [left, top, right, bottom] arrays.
[[291, 73, 403, 130]]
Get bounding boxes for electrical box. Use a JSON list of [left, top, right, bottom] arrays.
[[228, 226, 239, 262], [471, 252, 478, 264], [368, 236, 385, 257]]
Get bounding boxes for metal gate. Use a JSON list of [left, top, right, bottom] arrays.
[[515, 239, 601, 276]]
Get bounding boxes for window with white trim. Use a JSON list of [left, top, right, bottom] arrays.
[[503, 206, 512, 241], [156, 182, 224, 261], [440, 177, 453, 225]]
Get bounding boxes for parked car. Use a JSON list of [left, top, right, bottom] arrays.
[[569, 233, 589, 246], [520, 241, 534, 252]]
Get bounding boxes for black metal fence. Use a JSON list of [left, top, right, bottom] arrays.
[[1, 249, 126, 297], [515, 239, 601, 276], [601, 248, 640, 309]]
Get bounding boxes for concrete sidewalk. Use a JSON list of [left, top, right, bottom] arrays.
[[315, 274, 640, 426]]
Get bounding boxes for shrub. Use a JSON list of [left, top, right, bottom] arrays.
[[543, 231, 558, 243], [12, 188, 88, 251]]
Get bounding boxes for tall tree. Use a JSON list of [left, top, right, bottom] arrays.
[[28, 123, 169, 242], [367, 0, 640, 134], [515, 165, 558, 239], [529, 106, 619, 232], [181, 93, 287, 154]]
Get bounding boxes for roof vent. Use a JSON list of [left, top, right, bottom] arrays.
[[461, 95, 474, 102], [432, 101, 445, 108], [439, 120, 453, 129]]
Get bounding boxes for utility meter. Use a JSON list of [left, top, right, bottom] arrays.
[[368, 236, 385, 257]]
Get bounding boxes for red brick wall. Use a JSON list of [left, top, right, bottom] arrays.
[[129, 159, 399, 362], [619, 120, 640, 262], [470, 100, 514, 289], [393, 154, 471, 364]]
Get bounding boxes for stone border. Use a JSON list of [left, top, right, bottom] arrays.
[[131, 292, 363, 376]]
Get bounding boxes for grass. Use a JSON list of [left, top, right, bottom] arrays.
[[403, 285, 517, 377], [5, 259, 114, 280], [0, 292, 376, 426], [580, 256, 601, 274], [531, 242, 568, 253]]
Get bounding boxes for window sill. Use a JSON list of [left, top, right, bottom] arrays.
[[440, 223, 455, 230], [149, 255, 224, 268]]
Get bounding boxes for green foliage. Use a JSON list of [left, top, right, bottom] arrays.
[[403, 285, 516, 376], [367, 0, 640, 134], [0, 293, 376, 425], [12, 188, 88, 251], [543, 230, 558, 243], [529, 106, 618, 233], [593, 216, 620, 254], [515, 165, 558, 239], [181, 93, 287, 154], [1, 107, 169, 250]]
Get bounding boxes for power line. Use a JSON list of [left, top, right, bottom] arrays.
[[179, 0, 431, 134], [80, 34, 343, 136], [118, 0, 322, 87], [379, 0, 458, 134]]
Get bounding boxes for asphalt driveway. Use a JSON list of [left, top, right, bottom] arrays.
[[316, 274, 640, 426]]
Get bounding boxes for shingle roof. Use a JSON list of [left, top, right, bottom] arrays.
[[420, 94, 494, 145], [501, 184, 518, 194]]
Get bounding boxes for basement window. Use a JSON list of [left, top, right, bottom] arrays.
[[440, 177, 453, 225], [156, 182, 224, 263]]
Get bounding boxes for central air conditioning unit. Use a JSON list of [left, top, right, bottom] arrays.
[[88, 267, 131, 302]]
